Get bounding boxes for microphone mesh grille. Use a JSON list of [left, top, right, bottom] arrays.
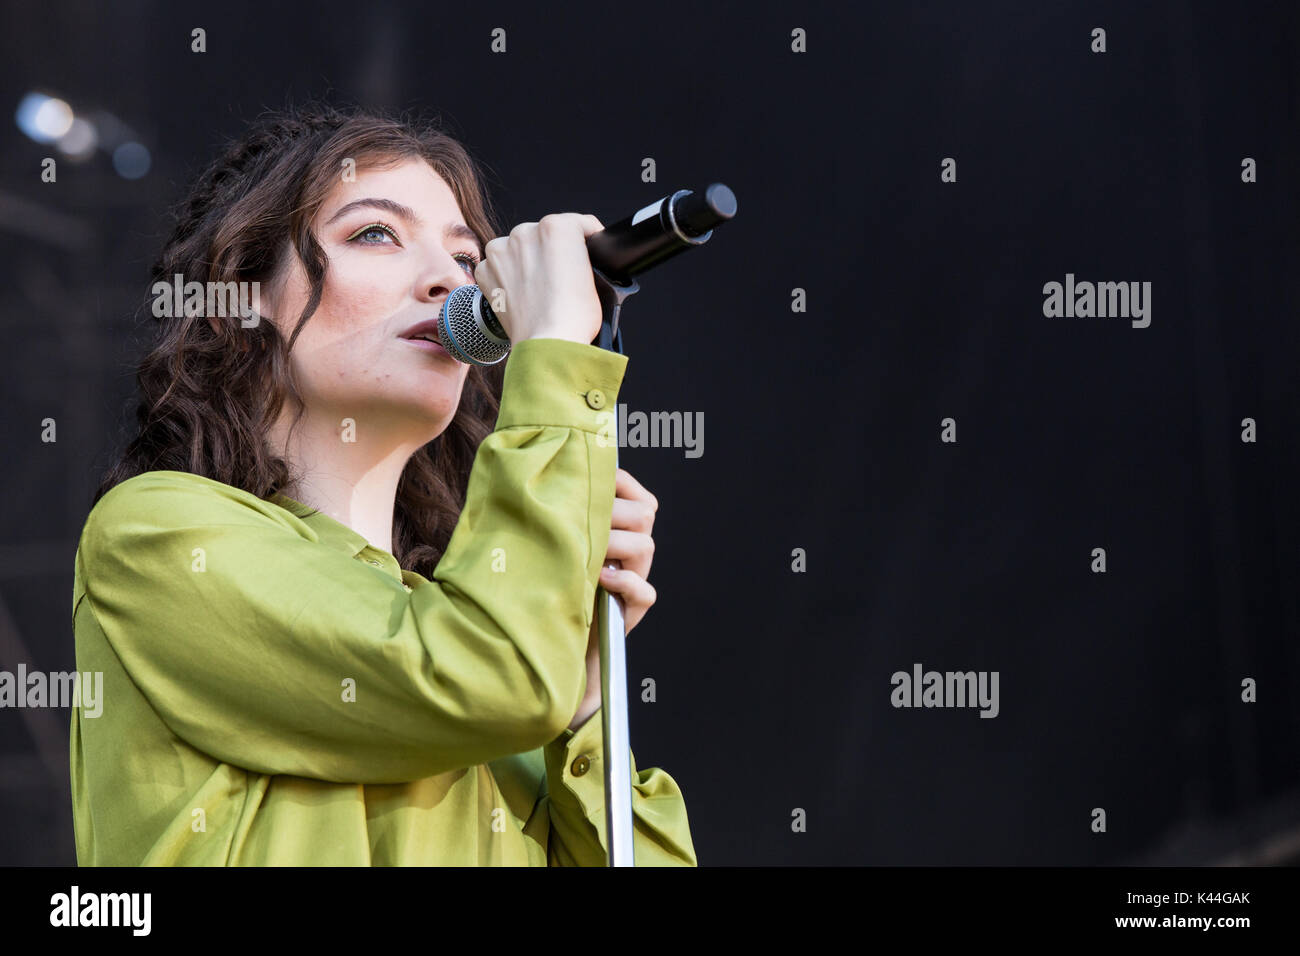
[[439, 285, 509, 366]]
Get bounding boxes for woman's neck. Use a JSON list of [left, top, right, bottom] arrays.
[[268, 406, 429, 556]]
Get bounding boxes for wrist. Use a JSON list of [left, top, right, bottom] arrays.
[[520, 330, 595, 346], [567, 637, 601, 731], [567, 695, 600, 732]]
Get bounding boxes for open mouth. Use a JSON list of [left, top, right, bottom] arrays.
[[404, 335, 448, 353], [399, 316, 444, 344]]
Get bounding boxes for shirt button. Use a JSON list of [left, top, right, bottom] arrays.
[[585, 389, 606, 410], [366, 559, 381, 566], [570, 755, 591, 777]]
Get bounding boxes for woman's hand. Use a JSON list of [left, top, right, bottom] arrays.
[[599, 467, 659, 635], [473, 213, 605, 347], [568, 468, 659, 730]]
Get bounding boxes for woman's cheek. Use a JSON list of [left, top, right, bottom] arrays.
[[318, 283, 398, 338]]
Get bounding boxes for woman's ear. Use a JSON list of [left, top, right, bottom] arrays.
[[250, 255, 295, 334]]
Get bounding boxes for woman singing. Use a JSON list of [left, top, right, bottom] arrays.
[[69, 103, 696, 866]]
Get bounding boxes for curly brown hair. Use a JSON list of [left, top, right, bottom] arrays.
[[93, 102, 507, 578]]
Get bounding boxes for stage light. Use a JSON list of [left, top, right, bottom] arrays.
[[112, 142, 151, 179], [58, 117, 98, 159], [16, 93, 152, 179], [15, 92, 74, 143]]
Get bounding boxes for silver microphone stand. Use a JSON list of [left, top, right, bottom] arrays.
[[592, 268, 638, 866]]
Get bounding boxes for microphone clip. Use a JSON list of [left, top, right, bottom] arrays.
[[591, 267, 638, 356]]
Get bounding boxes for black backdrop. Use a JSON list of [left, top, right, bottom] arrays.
[[0, 0, 1296, 866]]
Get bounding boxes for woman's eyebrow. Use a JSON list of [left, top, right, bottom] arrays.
[[325, 198, 480, 249], [325, 197, 421, 226], [444, 222, 480, 246]]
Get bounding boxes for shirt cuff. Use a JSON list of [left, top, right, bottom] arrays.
[[495, 338, 628, 434], [543, 705, 608, 818]]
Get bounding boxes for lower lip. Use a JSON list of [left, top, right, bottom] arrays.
[[403, 337, 450, 356]]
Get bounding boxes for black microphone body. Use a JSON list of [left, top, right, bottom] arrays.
[[437, 184, 736, 365], [585, 183, 737, 281]]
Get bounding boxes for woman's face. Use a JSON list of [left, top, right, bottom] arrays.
[[266, 157, 480, 440]]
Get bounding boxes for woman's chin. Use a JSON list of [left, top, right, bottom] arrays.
[[404, 397, 461, 435]]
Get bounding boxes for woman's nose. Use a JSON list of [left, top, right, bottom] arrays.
[[418, 256, 475, 304]]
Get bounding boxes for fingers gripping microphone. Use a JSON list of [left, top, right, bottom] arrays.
[[437, 183, 737, 366]]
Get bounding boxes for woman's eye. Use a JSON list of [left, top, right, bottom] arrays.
[[346, 222, 399, 245], [454, 253, 480, 275]]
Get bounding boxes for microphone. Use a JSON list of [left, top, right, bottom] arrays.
[[437, 184, 737, 365]]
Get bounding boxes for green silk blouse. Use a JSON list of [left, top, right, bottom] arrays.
[[69, 337, 696, 866]]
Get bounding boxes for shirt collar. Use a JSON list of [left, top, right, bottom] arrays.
[[266, 491, 411, 590], [267, 491, 382, 560]]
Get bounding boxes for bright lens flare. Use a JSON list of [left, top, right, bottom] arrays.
[[16, 92, 74, 143]]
